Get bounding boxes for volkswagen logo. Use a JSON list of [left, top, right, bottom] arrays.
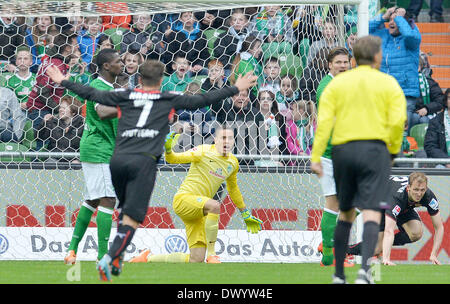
[[165, 235, 188, 253], [0, 234, 9, 255]]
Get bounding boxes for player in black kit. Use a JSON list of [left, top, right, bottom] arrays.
[[46, 61, 258, 281], [347, 172, 444, 265]]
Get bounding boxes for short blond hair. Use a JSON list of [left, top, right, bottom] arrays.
[[408, 172, 428, 186]]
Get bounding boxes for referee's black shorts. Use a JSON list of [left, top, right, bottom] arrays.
[[109, 153, 160, 223], [332, 140, 391, 212]]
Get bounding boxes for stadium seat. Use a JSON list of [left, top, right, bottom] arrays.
[[203, 28, 225, 58], [276, 53, 303, 79], [104, 27, 128, 51], [409, 123, 428, 149], [262, 42, 293, 61], [0, 142, 31, 162]]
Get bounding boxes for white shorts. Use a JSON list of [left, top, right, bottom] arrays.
[[82, 162, 116, 201], [319, 157, 337, 197]]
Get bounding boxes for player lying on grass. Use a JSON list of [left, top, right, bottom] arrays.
[[129, 125, 263, 264], [347, 173, 444, 265]]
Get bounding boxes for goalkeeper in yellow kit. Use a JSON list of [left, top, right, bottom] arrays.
[[129, 125, 263, 264]]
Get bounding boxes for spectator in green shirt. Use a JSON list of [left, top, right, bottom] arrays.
[[315, 46, 352, 267]]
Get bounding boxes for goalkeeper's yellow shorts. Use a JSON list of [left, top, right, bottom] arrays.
[[173, 193, 210, 248]]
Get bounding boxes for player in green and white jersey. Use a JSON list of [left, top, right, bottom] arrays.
[[64, 49, 124, 265], [315, 47, 352, 266], [6, 48, 36, 109]]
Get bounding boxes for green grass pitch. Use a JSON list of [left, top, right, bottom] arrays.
[[0, 261, 448, 284]]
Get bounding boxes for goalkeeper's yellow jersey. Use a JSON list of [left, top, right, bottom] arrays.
[[164, 144, 245, 209]]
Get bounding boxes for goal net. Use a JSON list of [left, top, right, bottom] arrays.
[[0, 0, 374, 263]]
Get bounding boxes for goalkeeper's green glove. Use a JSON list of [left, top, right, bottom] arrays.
[[164, 131, 180, 154], [241, 209, 263, 234]]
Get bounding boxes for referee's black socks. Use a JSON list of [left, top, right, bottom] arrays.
[[108, 224, 136, 261], [347, 230, 413, 258], [361, 221, 379, 272], [334, 220, 353, 279]]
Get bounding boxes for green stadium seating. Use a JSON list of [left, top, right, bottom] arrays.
[[0, 142, 31, 162], [409, 123, 428, 149], [0, 72, 13, 87], [203, 28, 225, 58], [298, 38, 310, 68], [262, 41, 293, 61]]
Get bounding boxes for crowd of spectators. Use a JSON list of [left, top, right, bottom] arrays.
[[0, 3, 448, 167]]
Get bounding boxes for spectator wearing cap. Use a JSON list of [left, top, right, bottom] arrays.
[[120, 14, 165, 61], [161, 54, 192, 93], [162, 11, 210, 75], [412, 52, 446, 126]]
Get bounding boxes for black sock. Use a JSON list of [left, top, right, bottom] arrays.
[[108, 224, 136, 260], [347, 242, 362, 255], [334, 220, 353, 280], [393, 231, 412, 246], [361, 221, 379, 272]]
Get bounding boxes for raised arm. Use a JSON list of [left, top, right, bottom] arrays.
[[173, 72, 257, 110], [61, 80, 125, 107]]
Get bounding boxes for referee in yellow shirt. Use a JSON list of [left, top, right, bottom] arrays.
[[310, 36, 406, 284], [129, 125, 263, 264]]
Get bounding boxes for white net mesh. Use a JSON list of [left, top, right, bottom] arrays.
[[0, 1, 362, 262]]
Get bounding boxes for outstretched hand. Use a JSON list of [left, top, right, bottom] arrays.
[[234, 72, 258, 92], [383, 6, 397, 20], [46, 65, 70, 84], [164, 131, 180, 154], [383, 259, 396, 266]]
